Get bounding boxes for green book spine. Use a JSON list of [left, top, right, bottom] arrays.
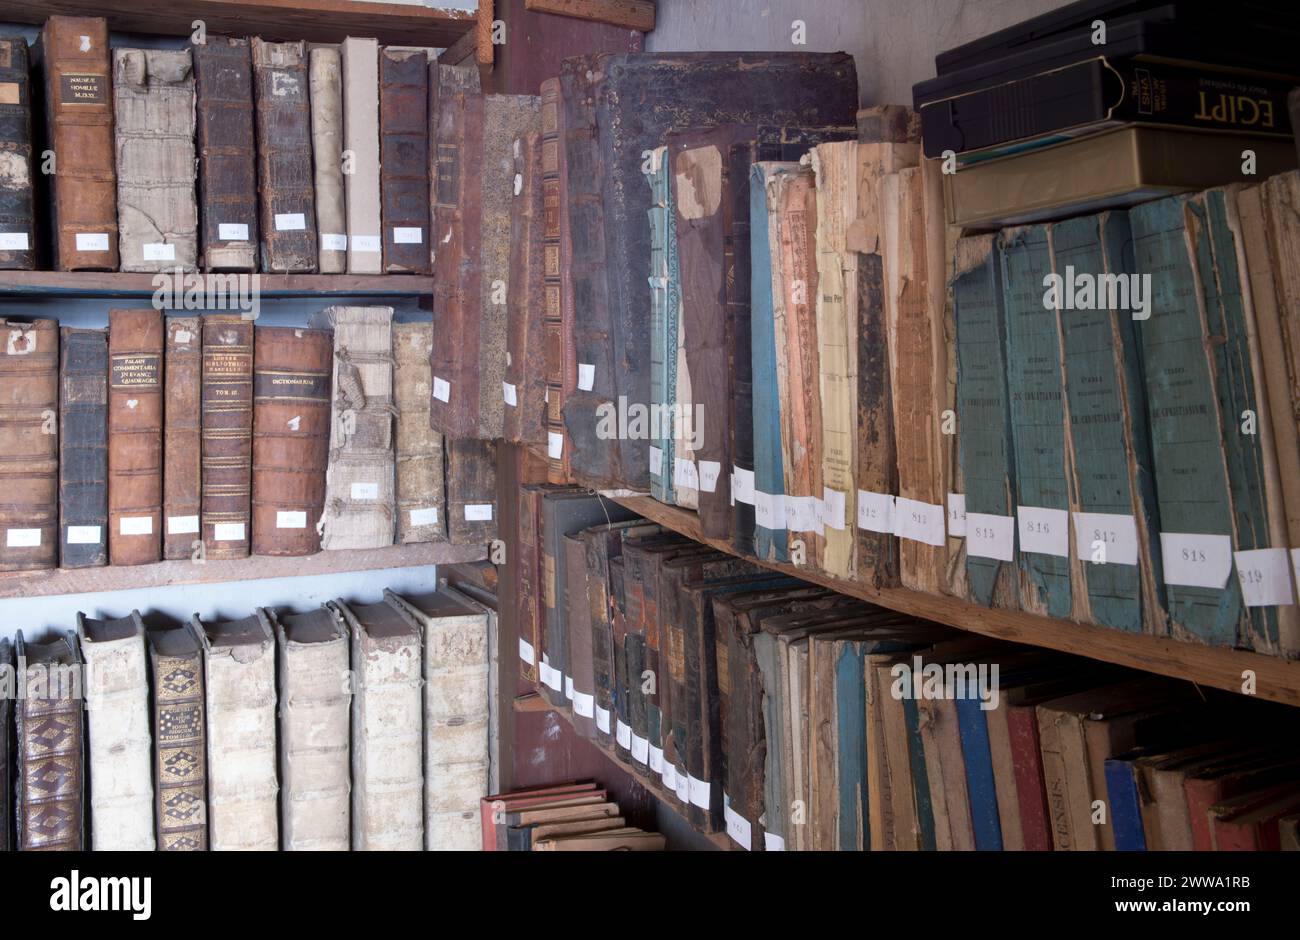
[[646, 148, 676, 504]]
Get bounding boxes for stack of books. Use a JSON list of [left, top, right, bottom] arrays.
[[479, 782, 665, 851]]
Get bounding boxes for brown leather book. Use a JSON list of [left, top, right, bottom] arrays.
[[194, 36, 258, 272], [0, 37, 35, 270], [564, 532, 596, 739], [201, 314, 254, 559], [447, 438, 497, 545], [108, 308, 163, 566], [0, 318, 57, 571], [0, 639, 10, 851], [251, 39, 317, 273], [16, 632, 84, 850], [539, 78, 574, 484], [38, 16, 118, 271], [503, 129, 548, 447], [379, 48, 431, 274], [163, 317, 202, 560], [394, 321, 446, 543], [251, 325, 332, 556]]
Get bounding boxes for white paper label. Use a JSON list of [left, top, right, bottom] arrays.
[[660, 761, 677, 792], [465, 503, 493, 522], [688, 774, 711, 810], [539, 657, 562, 691], [896, 497, 946, 546], [1233, 548, 1295, 607], [765, 832, 786, 851], [699, 460, 722, 494], [754, 490, 786, 530], [857, 490, 896, 534], [432, 377, 450, 402], [947, 493, 967, 537], [572, 689, 595, 718], [724, 803, 753, 850], [119, 516, 153, 536], [785, 495, 821, 533], [966, 512, 1015, 562], [6, 528, 40, 548], [0, 232, 29, 250], [616, 720, 632, 750], [674, 456, 700, 491], [564, 675, 574, 701], [518, 637, 536, 665], [66, 525, 101, 545], [276, 511, 307, 529], [595, 706, 611, 734], [649, 445, 663, 476], [1072, 512, 1138, 566], [352, 235, 382, 253], [547, 432, 563, 459], [409, 506, 439, 526], [675, 769, 690, 804], [320, 232, 346, 251], [631, 733, 649, 765], [393, 226, 423, 244], [1017, 505, 1070, 558], [167, 515, 199, 535], [731, 467, 755, 504], [502, 381, 517, 406], [351, 482, 379, 500], [577, 363, 595, 391], [1160, 532, 1233, 589], [142, 242, 175, 261], [76, 233, 110, 252], [1293, 550, 1300, 603], [648, 746, 664, 774], [214, 522, 245, 541], [275, 212, 306, 231], [219, 223, 250, 242], [821, 487, 847, 530]]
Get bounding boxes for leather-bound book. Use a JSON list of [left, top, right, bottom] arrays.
[[0, 37, 35, 270], [163, 317, 201, 560], [333, 598, 423, 851], [315, 305, 396, 550], [251, 325, 332, 556], [196, 610, 279, 851], [379, 48, 430, 274], [251, 39, 317, 273], [447, 438, 497, 545], [270, 605, 351, 850], [0, 639, 10, 851], [38, 16, 118, 271], [77, 611, 154, 850], [0, 319, 57, 572], [341, 37, 381, 274], [193, 36, 258, 272], [146, 623, 207, 851], [15, 631, 84, 850], [539, 78, 574, 483], [108, 308, 163, 566], [309, 46, 346, 274], [394, 321, 446, 543], [113, 49, 198, 272], [516, 484, 546, 684], [564, 533, 597, 739], [201, 314, 254, 559], [503, 129, 548, 447]]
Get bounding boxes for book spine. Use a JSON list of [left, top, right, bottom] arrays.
[[856, 248, 900, 586], [0, 38, 34, 270], [727, 142, 756, 556], [201, 315, 253, 559], [379, 48, 430, 274], [622, 548, 651, 775], [16, 637, 84, 850], [1103, 759, 1148, 851], [0, 641, 10, 851], [834, 642, 868, 849], [252, 39, 316, 273], [309, 47, 346, 274], [517, 486, 542, 685], [503, 130, 548, 446], [955, 694, 1003, 850], [393, 321, 446, 543], [194, 36, 258, 272], [646, 146, 675, 504], [539, 78, 573, 483], [609, 556, 633, 763], [149, 630, 208, 850], [0, 321, 57, 571], [341, 38, 381, 274], [108, 309, 163, 566], [250, 325, 332, 556], [163, 317, 201, 560], [583, 531, 614, 745], [447, 439, 497, 546], [564, 535, 597, 740], [1006, 703, 1052, 850]]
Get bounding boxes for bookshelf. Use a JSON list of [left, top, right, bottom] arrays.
[[0, 272, 435, 298]]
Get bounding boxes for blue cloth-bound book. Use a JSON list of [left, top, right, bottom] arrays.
[[955, 693, 1002, 850], [1104, 756, 1148, 851]]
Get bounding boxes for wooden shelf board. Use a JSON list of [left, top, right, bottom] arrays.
[[0, 541, 485, 600], [0, 0, 476, 47], [0, 272, 433, 298], [609, 494, 1300, 709]]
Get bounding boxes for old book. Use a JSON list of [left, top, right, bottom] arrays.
[[251, 326, 332, 555], [503, 129, 549, 447], [162, 318, 201, 560], [342, 37, 381, 274], [77, 611, 153, 850], [517, 484, 546, 684], [379, 48, 430, 274], [39, 16, 118, 270], [15, 632, 84, 850], [252, 39, 317, 273], [196, 610, 279, 850], [559, 52, 858, 490], [194, 36, 258, 271], [309, 46, 346, 274], [335, 598, 423, 851], [271, 605, 351, 851], [201, 315, 253, 559], [147, 624, 207, 850], [0, 639, 9, 851], [646, 145, 680, 506], [447, 438, 497, 545], [387, 589, 490, 850], [0, 37, 34, 270], [315, 305, 396, 550], [539, 77, 574, 483], [565, 533, 597, 739], [114, 49, 198, 272], [436, 580, 502, 797], [394, 321, 446, 543], [108, 308, 163, 566], [0, 319, 56, 572]]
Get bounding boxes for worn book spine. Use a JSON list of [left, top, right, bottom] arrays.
[[0, 320, 56, 572], [0, 38, 34, 270], [59, 328, 108, 568], [15, 634, 84, 850], [646, 146, 677, 505], [309, 46, 346, 274], [517, 484, 545, 685], [503, 129, 549, 446], [341, 38, 381, 274], [194, 36, 258, 272], [565, 534, 597, 739], [147, 625, 207, 850], [0, 640, 10, 851], [583, 527, 618, 746], [251, 325, 332, 555], [252, 39, 317, 273], [447, 439, 497, 545], [834, 641, 868, 849], [393, 321, 446, 543], [201, 315, 253, 559], [113, 48, 198, 272], [108, 308, 163, 566], [379, 48, 430, 274], [163, 318, 201, 560], [41, 16, 118, 271], [727, 142, 756, 553], [539, 77, 574, 483]]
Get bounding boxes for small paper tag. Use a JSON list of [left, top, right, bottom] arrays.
[[142, 242, 175, 261], [595, 706, 611, 734], [699, 461, 722, 494], [518, 637, 536, 665], [895, 497, 946, 546], [674, 456, 700, 491], [5, 528, 40, 548], [724, 802, 753, 851], [577, 363, 595, 391], [213, 522, 245, 541], [631, 733, 649, 765], [432, 377, 450, 402], [351, 482, 379, 501], [1072, 512, 1138, 566], [649, 745, 664, 774], [352, 234, 382, 253], [276, 511, 307, 529], [947, 493, 967, 537], [465, 503, 493, 522], [857, 490, 896, 534], [167, 515, 199, 535], [661, 760, 677, 792], [572, 690, 595, 718], [688, 775, 711, 810], [409, 507, 439, 527], [1233, 548, 1295, 607], [274, 212, 306, 231], [393, 226, 423, 244], [219, 223, 250, 242], [502, 381, 517, 406], [765, 833, 786, 851], [675, 769, 690, 804], [821, 487, 847, 530], [119, 516, 153, 536], [966, 512, 1015, 562], [76, 232, 110, 252], [0, 232, 30, 250], [320, 232, 346, 251], [66, 525, 101, 545], [564, 675, 574, 701], [731, 467, 755, 504], [547, 432, 563, 459], [616, 720, 632, 750], [1160, 533, 1233, 589], [754, 490, 786, 530], [649, 446, 663, 476], [785, 495, 820, 533], [1017, 506, 1070, 558]]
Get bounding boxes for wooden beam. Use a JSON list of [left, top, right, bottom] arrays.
[[524, 0, 655, 32], [439, 26, 479, 66], [0, 271, 433, 298], [477, 0, 496, 67]]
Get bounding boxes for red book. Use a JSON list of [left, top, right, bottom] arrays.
[[478, 783, 601, 851], [1209, 784, 1300, 851], [1185, 758, 1300, 850], [1006, 703, 1052, 851]]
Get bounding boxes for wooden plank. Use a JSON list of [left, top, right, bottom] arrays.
[[0, 542, 486, 600], [477, 0, 496, 67], [524, 0, 655, 32], [0, 272, 433, 297], [608, 495, 1300, 708], [0, 0, 476, 47], [440, 25, 480, 66]]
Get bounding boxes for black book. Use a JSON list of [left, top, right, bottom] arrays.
[[0, 37, 34, 270], [59, 328, 108, 568]]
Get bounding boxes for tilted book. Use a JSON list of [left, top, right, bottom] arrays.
[[502, 129, 548, 448], [15, 632, 84, 850], [163, 317, 202, 561], [194, 36, 258, 272], [113, 49, 198, 272], [0, 37, 35, 270], [252, 39, 317, 273], [201, 315, 254, 559], [147, 623, 208, 850], [108, 308, 163, 566], [342, 37, 381, 274], [0, 319, 58, 572], [379, 48, 431, 274], [309, 46, 346, 274], [78, 611, 154, 850], [447, 438, 497, 545], [393, 321, 446, 544]]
